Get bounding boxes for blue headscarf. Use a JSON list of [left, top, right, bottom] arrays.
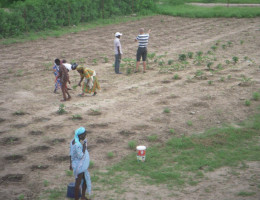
[[74, 127, 86, 145]]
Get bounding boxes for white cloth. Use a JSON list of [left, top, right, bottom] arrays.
[[114, 37, 123, 55], [63, 63, 72, 71], [85, 70, 96, 89]]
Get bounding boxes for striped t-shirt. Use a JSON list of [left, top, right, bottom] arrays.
[[136, 34, 149, 48]]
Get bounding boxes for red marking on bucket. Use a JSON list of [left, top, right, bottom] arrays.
[[136, 146, 146, 162]]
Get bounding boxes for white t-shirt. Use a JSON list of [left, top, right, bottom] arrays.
[[114, 37, 123, 55]]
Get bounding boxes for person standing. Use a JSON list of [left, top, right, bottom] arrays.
[[55, 59, 71, 101], [135, 28, 151, 73], [69, 127, 91, 200], [114, 32, 123, 74]]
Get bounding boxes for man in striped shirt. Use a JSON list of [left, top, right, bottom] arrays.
[[135, 28, 151, 73]]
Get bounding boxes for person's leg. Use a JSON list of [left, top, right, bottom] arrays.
[[61, 85, 67, 101], [115, 54, 119, 73], [136, 48, 141, 72], [81, 173, 87, 199], [75, 173, 84, 200], [142, 48, 147, 73]]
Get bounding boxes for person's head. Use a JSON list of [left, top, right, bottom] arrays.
[[74, 127, 86, 144], [71, 63, 78, 70], [139, 28, 144, 34], [62, 59, 67, 64], [55, 58, 61, 66], [115, 32, 122, 38]]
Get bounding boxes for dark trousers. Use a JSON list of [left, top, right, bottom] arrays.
[[115, 54, 121, 73]]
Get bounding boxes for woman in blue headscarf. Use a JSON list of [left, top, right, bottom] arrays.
[[70, 127, 91, 200]]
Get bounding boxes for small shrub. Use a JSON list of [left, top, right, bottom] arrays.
[[66, 170, 73, 176], [159, 60, 165, 66], [128, 140, 137, 149], [222, 44, 227, 49], [72, 114, 82, 120], [245, 100, 251, 106], [126, 67, 132, 75], [179, 54, 187, 61], [163, 108, 170, 113], [240, 40, 244, 45], [92, 59, 97, 65], [169, 129, 175, 134], [207, 62, 213, 70], [18, 194, 25, 200], [252, 92, 260, 101], [208, 80, 213, 85], [211, 45, 217, 51], [187, 121, 193, 126], [216, 63, 223, 70], [195, 70, 203, 77], [168, 59, 174, 65], [227, 75, 231, 80], [232, 56, 239, 64], [15, 69, 24, 77], [104, 57, 108, 63], [107, 152, 114, 159], [57, 104, 66, 115], [89, 161, 94, 169], [72, 85, 78, 90], [227, 41, 232, 47], [225, 60, 230, 65], [13, 110, 26, 115], [173, 74, 179, 80], [220, 77, 225, 82], [43, 180, 49, 187], [187, 52, 193, 59], [147, 134, 158, 142], [196, 51, 203, 57]]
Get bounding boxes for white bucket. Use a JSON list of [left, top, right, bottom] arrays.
[[136, 146, 146, 162]]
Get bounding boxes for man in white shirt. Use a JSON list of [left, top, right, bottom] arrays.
[[114, 32, 123, 74]]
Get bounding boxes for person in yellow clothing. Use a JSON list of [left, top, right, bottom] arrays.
[[72, 64, 100, 96]]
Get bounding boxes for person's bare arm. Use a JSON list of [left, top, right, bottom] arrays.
[[78, 76, 84, 86]]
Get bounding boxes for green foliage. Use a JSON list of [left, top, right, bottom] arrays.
[[57, 104, 66, 115], [0, 0, 157, 38], [252, 92, 260, 101], [163, 107, 170, 113], [187, 52, 193, 59], [18, 194, 25, 200], [72, 114, 83, 120], [128, 140, 137, 149], [232, 56, 239, 63], [107, 152, 114, 159], [245, 100, 251, 106], [66, 170, 73, 176], [147, 134, 158, 142], [178, 54, 187, 61]]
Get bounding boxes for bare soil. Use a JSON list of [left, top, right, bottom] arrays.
[[0, 16, 260, 200]]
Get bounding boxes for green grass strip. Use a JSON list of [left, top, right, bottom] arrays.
[[93, 107, 260, 189], [157, 4, 260, 18]]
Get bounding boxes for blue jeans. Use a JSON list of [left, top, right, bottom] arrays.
[[115, 54, 121, 73]]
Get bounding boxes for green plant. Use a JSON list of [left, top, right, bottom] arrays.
[[107, 152, 114, 159], [173, 74, 179, 80], [89, 161, 94, 169], [169, 129, 175, 134], [126, 67, 132, 75], [44, 180, 49, 187], [220, 77, 225, 82], [72, 84, 78, 90], [227, 41, 233, 47], [240, 40, 244, 45], [187, 52, 193, 59], [178, 54, 187, 61], [168, 59, 174, 65], [211, 45, 217, 51], [195, 70, 203, 77], [225, 60, 230, 65], [252, 92, 260, 101], [57, 104, 66, 115], [18, 194, 25, 200], [245, 100, 251, 106], [13, 110, 26, 115], [227, 75, 231, 80], [128, 140, 137, 150], [207, 62, 213, 70], [147, 52, 156, 59], [187, 120, 193, 126], [163, 108, 170, 113], [208, 80, 213, 85], [147, 134, 158, 142], [232, 56, 239, 64], [104, 57, 108, 63], [15, 69, 24, 77], [66, 170, 73, 176], [159, 60, 165, 66], [72, 114, 82, 120], [92, 59, 97, 64], [196, 51, 203, 57], [216, 63, 223, 70], [237, 191, 256, 197], [222, 44, 226, 49]]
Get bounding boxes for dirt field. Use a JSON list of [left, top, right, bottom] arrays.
[[0, 16, 260, 200]]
